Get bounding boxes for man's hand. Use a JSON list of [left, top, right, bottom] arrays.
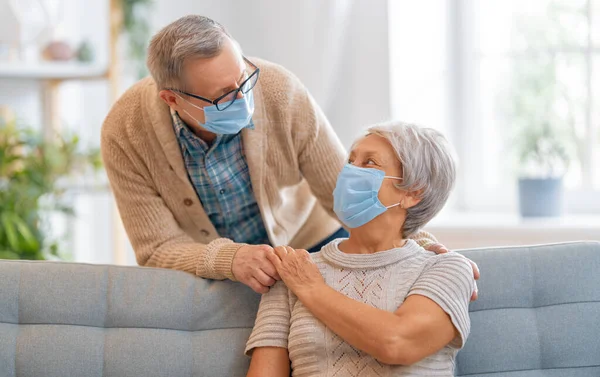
[[426, 243, 480, 301], [232, 245, 281, 294]]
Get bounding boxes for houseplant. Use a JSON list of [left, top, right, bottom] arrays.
[[0, 119, 101, 260], [506, 7, 578, 217], [512, 120, 570, 217], [507, 54, 573, 217]]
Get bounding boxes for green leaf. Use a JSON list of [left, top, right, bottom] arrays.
[[11, 213, 39, 250], [1, 212, 20, 251], [0, 250, 20, 260]]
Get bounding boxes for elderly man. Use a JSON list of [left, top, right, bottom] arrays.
[[101, 15, 479, 295]]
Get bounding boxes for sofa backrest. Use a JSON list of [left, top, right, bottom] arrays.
[[1, 241, 599, 377], [456, 241, 600, 377], [0, 261, 259, 377]]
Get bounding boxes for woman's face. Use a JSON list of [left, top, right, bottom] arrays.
[[348, 134, 405, 207]]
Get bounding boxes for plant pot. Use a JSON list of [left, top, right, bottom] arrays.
[[518, 177, 564, 217]]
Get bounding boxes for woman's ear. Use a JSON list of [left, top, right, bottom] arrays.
[[402, 189, 423, 209]]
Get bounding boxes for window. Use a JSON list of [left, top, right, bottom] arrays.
[[459, 0, 600, 213], [390, 0, 600, 214]]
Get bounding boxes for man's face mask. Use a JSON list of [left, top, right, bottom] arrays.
[[174, 89, 255, 135]]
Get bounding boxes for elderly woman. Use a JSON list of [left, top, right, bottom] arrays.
[[245, 122, 476, 376]]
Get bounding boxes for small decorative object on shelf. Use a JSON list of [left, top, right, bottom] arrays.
[[76, 40, 94, 63], [42, 40, 73, 61]]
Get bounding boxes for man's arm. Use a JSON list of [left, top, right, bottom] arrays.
[[101, 132, 242, 280]]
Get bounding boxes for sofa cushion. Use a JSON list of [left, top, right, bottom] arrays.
[[456, 242, 600, 377]]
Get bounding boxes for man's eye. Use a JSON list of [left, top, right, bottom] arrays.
[[366, 159, 376, 165]]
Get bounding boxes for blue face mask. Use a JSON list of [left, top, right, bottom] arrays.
[[333, 164, 403, 228], [175, 89, 255, 134]]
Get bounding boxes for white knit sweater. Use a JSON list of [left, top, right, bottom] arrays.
[[246, 239, 474, 376]]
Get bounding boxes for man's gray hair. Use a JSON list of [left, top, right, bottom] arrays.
[[364, 121, 457, 238], [147, 15, 234, 90]]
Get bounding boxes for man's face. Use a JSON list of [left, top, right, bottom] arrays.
[[160, 37, 246, 127]]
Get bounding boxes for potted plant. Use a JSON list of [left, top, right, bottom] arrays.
[[507, 57, 573, 217], [0, 118, 101, 260], [513, 121, 570, 217], [506, 9, 579, 218]]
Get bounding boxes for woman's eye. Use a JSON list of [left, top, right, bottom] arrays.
[[366, 159, 376, 165]]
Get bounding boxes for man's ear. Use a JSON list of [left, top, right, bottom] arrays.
[[159, 90, 179, 109]]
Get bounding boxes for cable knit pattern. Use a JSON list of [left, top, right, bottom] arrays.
[[101, 57, 439, 280], [246, 239, 474, 376]]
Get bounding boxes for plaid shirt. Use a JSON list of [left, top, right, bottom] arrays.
[[171, 110, 270, 245]]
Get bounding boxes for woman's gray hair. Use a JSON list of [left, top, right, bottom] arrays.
[[147, 15, 236, 90], [363, 121, 457, 238]]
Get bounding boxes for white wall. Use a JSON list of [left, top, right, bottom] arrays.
[[150, 0, 391, 148]]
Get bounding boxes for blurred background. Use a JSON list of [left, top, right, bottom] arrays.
[[0, 0, 598, 265]]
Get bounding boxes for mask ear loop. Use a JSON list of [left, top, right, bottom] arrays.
[[172, 91, 206, 125], [384, 176, 405, 209]]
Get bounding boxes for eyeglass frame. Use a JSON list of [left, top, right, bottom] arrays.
[[169, 56, 260, 111]]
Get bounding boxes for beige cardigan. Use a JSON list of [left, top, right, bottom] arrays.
[[101, 58, 435, 281]]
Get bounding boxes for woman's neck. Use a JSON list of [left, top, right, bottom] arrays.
[[339, 226, 406, 255]]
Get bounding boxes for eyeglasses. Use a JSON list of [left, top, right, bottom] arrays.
[[170, 57, 260, 111]]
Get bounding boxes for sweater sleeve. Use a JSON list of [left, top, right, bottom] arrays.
[[245, 281, 292, 356], [292, 85, 347, 220], [101, 132, 243, 281], [407, 253, 474, 348]]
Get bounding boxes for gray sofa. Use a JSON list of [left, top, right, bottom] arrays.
[[1, 241, 599, 377]]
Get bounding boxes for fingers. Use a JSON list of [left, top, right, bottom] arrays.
[[254, 268, 276, 287], [273, 245, 288, 260], [428, 243, 449, 254], [248, 277, 270, 294], [266, 251, 282, 267], [470, 260, 480, 280], [471, 283, 479, 301]]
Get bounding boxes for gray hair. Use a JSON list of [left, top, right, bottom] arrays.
[[362, 121, 457, 238], [147, 15, 235, 90]]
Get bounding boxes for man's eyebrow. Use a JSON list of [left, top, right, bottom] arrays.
[[217, 69, 247, 96]]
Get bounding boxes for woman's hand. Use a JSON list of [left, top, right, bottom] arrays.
[[267, 246, 325, 299]]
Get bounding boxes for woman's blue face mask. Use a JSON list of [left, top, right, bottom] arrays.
[[333, 164, 403, 228]]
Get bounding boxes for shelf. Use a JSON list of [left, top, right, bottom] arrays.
[[0, 61, 108, 80]]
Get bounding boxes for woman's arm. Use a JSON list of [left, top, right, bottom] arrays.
[[245, 281, 292, 374], [297, 284, 456, 365], [268, 248, 474, 365], [247, 347, 290, 377]]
